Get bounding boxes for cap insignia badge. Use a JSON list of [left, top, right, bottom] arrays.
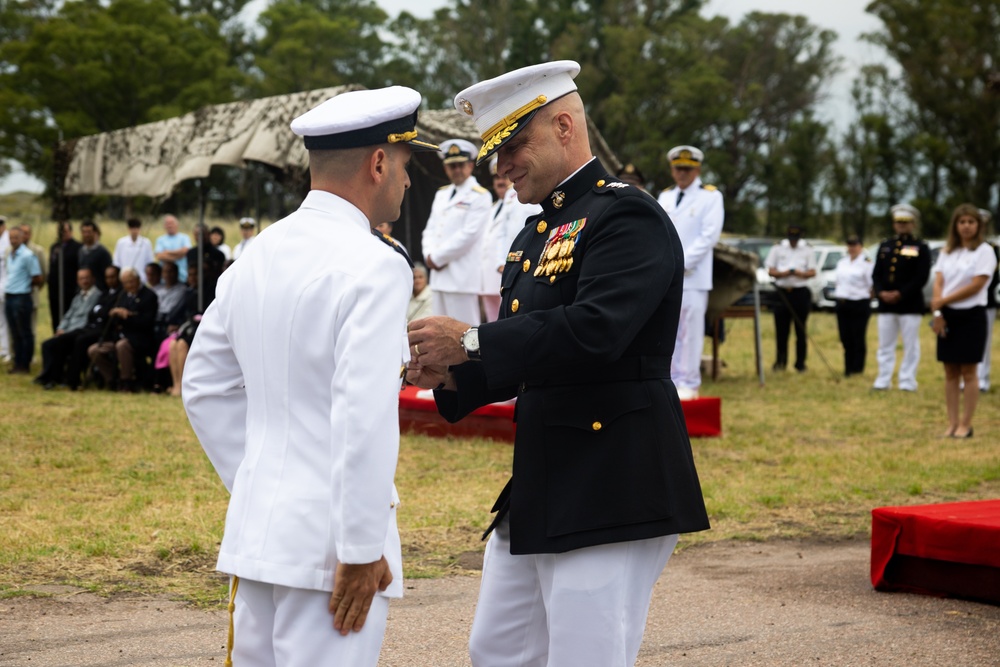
[[459, 99, 474, 115]]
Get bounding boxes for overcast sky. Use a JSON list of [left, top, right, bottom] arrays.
[[0, 0, 887, 194]]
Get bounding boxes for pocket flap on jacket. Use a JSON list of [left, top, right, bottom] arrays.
[[542, 382, 652, 431]]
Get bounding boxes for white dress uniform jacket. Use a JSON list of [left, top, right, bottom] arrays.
[[481, 188, 542, 296], [182, 190, 410, 598], [421, 176, 492, 294], [657, 177, 724, 291]]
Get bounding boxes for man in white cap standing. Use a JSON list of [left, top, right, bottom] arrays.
[[657, 145, 724, 399], [480, 154, 541, 322], [182, 86, 437, 667], [232, 217, 256, 260], [421, 137, 492, 324], [872, 203, 931, 391], [407, 61, 709, 667]]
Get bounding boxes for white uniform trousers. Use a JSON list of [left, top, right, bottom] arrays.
[[432, 291, 482, 326], [231, 578, 389, 667], [979, 307, 996, 391], [480, 294, 502, 323], [671, 289, 708, 391], [0, 296, 9, 359], [874, 313, 922, 391], [468, 519, 678, 667]]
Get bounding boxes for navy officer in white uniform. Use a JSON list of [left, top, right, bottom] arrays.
[[657, 145, 724, 399], [182, 86, 437, 667], [421, 138, 493, 324]]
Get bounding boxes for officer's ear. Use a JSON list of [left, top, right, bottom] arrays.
[[369, 147, 389, 183]]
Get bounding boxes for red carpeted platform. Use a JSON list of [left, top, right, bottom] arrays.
[[871, 500, 1000, 605], [398, 386, 721, 442]]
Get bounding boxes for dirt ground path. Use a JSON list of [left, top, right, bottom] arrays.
[[2, 539, 998, 666]]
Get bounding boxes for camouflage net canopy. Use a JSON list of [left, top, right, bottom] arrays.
[[61, 86, 618, 198]]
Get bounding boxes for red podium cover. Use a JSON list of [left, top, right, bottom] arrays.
[[871, 500, 1000, 600], [398, 386, 721, 442]]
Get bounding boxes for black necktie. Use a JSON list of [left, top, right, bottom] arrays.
[[494, 201, 504, 219], [449, 187, 457, 200], [676, 190, 684, 206]]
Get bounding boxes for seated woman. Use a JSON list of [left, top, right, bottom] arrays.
[[930, 204, 998, 437]]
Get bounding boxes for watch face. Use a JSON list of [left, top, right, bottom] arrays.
[[464, 328, 480, 351]]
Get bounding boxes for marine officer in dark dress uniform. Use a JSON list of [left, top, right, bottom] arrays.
[[406, 60, 710, 667], [872, 203, 932, 391]]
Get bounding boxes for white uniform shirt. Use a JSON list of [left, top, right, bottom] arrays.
[[182, 191, 411, 597], [934, 243, 998, 309], [833, 254, 874, 300], [0, 229, 8, 293], [233, 236, 254, 260], [657, 177, 724, 291], [481, 188, 541, 296], [113, 235, 155, 274], [766, 240, 817, 288], [421, 176, 492, 294]]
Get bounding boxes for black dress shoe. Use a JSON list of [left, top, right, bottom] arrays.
[[43, 382, 57, 390]]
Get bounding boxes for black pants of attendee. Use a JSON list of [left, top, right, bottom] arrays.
[[5, 293, 35, 371], [67, 329, 103, 389], [38, 330, 83, 383], [835, 299, 871, 376], [773, 287, 811, 371]]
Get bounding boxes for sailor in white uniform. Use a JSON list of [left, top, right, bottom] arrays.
[[480, 154, 542, 322], [182, 86, 437, 667], [421, 138, 493, 325], [657, 145, 724, 399]]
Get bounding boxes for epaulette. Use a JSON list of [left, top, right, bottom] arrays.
[[437, 184, 450, 191], [700, 184, 718, 192], [372, 230, 414, 268], [596, 179, 631, 192], [472, 185, 489, 194], [661, 186, 675, 193]]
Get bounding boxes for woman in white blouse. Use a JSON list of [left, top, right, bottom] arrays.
[[833, 235, 874, 376], [930, 204, 998, 438]]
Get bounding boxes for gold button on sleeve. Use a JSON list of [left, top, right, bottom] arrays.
[[536, 220, 547, 233], [511, 298, 520, 313], [592, 421, 602, 431]]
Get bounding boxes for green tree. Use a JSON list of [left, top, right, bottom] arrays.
[[866, 0, 1000, 213], [251, 0, 389, 95], [0, 0, 243, 185]]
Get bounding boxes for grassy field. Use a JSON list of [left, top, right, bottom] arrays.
[[0, 192, 997, 607]]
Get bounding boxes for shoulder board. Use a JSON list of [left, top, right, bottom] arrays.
[[865, 257, 872, 262], [437, 184, 450, 191], [472, 185, 489, 194], [661, 186, 674, 193], [373, 230, 413, 268], [598, 180, 631, 191], [700, 184, 718, 191]]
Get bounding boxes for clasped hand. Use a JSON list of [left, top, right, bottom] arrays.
[[405, 316, 470, 389]]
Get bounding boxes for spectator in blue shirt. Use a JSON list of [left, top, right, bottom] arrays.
[[5, 226, 43, 373], [154, 215, 192, 282]]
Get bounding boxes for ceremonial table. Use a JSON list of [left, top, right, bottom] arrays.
[[871, 500, 1000, 604], [398, 386, 721, 442]]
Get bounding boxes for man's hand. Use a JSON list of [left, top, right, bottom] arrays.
[[405, 359, 453, 390], [879, 290, 901, 304], [408, 316, 470, 367], [329, 557, 393, 636]]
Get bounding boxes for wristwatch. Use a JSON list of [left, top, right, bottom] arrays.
[[933, 310, 943, 318], [461, 327, 481, 360]]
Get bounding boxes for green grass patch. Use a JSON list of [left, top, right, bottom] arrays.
[[0, 258, 997, 604]]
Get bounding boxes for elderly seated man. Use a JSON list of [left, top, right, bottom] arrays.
[[34, 268, 102, 389], [150, 260, 187, 342], [87, 267, 158, 392]]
